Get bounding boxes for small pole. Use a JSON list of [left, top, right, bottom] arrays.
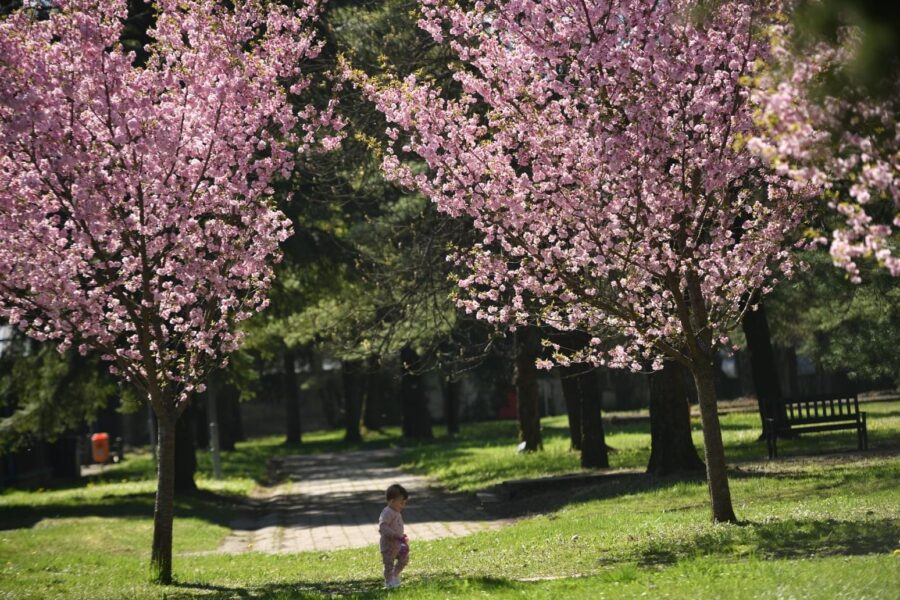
[[207, 380, 223, 480]]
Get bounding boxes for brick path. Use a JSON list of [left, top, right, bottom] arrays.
[[216, 448, 511, 554]]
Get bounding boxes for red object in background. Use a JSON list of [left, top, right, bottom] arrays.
[[91, 432, 110, 464], [497, 388, 517, 419]]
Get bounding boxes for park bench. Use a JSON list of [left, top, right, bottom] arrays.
[[766, 393, 868, 459]]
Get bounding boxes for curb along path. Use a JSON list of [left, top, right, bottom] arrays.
[[216, 448, 511, 554]]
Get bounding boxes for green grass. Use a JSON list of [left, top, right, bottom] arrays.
[[1, 400, 898, 599], [396, 398, 900, 492]]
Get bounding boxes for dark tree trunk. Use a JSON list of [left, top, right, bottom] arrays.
[[284, 349, 302, 445], [578, 369, 608, 468], [444, 374, 461, 436], [173, 401, 196, 492], [194, 400, 209, 450], [310, 352, 337, 429], [399, 347, 433, 439], [148, 404, 158, 460], [742, 300, 789, 440], [150, 409, 176, 584], [515, 327, 543, 451], [785, 346, 799, 399], [647, 361, 705, 475], [692, 358, 737, 523], [559, 366, 583, 451], [363, 357, 385, 432], [230, 390, 244, 443], [216, 381, 242, 451], [47, 435, 80, 479], [342, 360, 364, 443]]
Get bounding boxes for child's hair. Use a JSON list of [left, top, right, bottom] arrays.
[[386, 483, 409, 502]]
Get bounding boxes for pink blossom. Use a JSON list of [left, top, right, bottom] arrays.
[[0, 0, 341, 410], [748, 21, 899, 279], [362, 0, 807, 370]]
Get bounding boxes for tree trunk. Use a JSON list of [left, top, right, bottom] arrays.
[[363, 357, 385, 432], [150, 410, 176, 584], [741, 301, 788, 440], [559, 366, 583, 451], [193, 400, 209, 450], [515, 327, 543, 451], [216, 381, 242, 451], [148, 404, 157, 461], [647, 361, 705, 475], [47, 435, 80, 479], [578, 369, 608, 468], [444, 374, 461, 436], [342, 359, 364, 443], [206, 383, 222, 480], [173, 401, 196, 492], [785, 345, 799, 399], [399, 347, 433, 439], [691, 358, 737, 523], [284, 349, 302, 445]]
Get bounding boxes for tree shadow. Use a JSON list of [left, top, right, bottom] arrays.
[[637, 517, 900, 567], [0, 488, 239, 531], [481, 470, 706, 519], [164, 575, 519, 599]]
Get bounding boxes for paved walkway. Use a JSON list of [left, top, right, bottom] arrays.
[[216, 448, 511, 554]]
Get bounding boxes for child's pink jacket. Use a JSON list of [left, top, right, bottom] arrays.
[[378, 505, 404, 553]]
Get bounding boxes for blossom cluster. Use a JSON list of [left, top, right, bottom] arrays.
[[365, 0, 810, 369], [748, 23, 899, 283], [0, 0, 340, 404]]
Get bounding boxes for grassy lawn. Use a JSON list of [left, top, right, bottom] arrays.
[[0, 400, 897, 599], [397, 398, 900, 492]]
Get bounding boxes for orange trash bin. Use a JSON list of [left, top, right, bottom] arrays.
[[91, 432, 110, 464]]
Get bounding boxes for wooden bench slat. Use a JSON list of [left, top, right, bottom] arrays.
[[767, 393, 868, 459], [787, 416, 859, 426]]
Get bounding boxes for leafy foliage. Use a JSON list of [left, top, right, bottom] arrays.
[[0, 329, 119, 449]]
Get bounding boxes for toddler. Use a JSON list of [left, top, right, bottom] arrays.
[[378, 483, 409, 589]]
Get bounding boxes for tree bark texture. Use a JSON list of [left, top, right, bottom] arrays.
[[193, 400, 209, 450], [47, 435, 80, 479], [559, 366, 583, 451], [692, 359, 737, 523], [342, 359, 364, 443], [150, 411, 176, 584], [647, 361, 705, 475], [363, 357, 385, 432], [399, 347, 433, 439], [577, 369, 608, 468], [444, 374, 461, 436], [216, 381, 242, 451], [741, 301, 788, 440], [283, 349, 302, 445], [173, 401, 196, 492], [515, 327, 543, 451]]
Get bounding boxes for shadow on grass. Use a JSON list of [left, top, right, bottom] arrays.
[[0, 488, 238, 531], [165, 575, 520, 599], [482, 470, 707, 519], [481, 449, 899, 520], [637, 517, 900, 567]]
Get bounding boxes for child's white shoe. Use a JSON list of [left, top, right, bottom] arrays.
[[385, 576, 400, 589]]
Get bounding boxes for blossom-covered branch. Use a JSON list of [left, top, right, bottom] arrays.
[[749, 22, 898, 282], [0, 0, 342, 410]]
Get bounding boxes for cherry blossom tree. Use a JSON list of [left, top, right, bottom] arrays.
[[748, 18, 899, 283], [0, 0, 339, 582], [363, 0, 812, 523]]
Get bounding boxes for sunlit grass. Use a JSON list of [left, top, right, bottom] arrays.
[[0, 400, 897, 598]]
